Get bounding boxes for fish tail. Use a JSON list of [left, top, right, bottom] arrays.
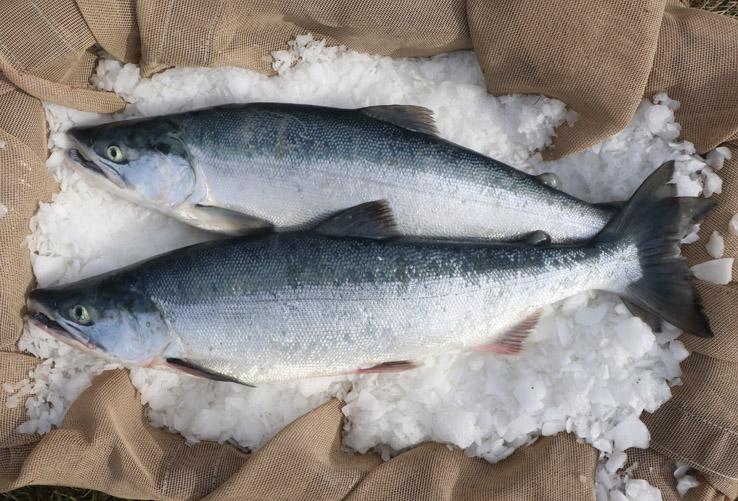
[[595, 161, 715, 337]]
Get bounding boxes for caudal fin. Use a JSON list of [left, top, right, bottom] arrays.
[[595, 162, 715, 338]]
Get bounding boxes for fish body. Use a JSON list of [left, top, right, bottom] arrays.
[[31, 227, 632, 384], [27, 165, 713, 385], [67, 103, 613, 242]]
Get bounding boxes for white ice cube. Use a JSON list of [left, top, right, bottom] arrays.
[[608, 415, 650, 450], [645, 105, 674, 135], [706, 231, 725, 259], [606, 451, 627, 473], [691, 258, 734, 284], [676, 474, 700, 496], [625, 479, 662, 501], [702, 166, 722, 197], [729, 214, 738, 236]]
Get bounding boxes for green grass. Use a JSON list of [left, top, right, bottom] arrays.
[[3, 3, 735, 501], [689, 0, 738, 16], [0, 486, 125, 501]]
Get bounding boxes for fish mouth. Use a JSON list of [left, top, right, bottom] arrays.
[[67, 148, 126, 189], [27, 310, 99, 352], [28, 311, 66, 335], [68, 149, 104, 175]]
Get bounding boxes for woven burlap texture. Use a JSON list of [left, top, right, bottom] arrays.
[[0, 0, 735, 499]]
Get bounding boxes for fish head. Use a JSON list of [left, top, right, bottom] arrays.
[[67, 119, 196, 210], [27, 276, 171, 366]]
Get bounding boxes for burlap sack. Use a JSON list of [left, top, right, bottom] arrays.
[[0, 0, 735, 499]]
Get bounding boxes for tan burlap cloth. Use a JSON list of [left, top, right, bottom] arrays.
[[0, 1, 735, 499]]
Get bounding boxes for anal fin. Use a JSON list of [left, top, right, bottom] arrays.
[[316, 200, 399, 239], [165, 357, 255, 387], [474, 311, 542, 355]]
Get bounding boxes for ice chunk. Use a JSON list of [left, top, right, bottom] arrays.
[[676, 474, 700, 496], [625, 479, 662, 500], [702, 166, 722, 197], [593, 438, 612, 453], [669, 341, 690, 363], [672, 172, 703, 197], [674, 462, 701, 496], [615, 318, 654, 358], [674, 462, 689, 478], [608, 415, 650, 450], [706, 147, 731, 170], [706, 231, 725, 259], [610, 492, 629, 501], [681, 223, 701, 244], [652, 92, 680, 111], [691, 258, 734, 284], [513, 379, 547, 412], [645, 105, 674, 135], [729, 214, 738, 236], [606, 451, 627, 473], [541, 421, 565, 436], [575, 304, 609, 326]]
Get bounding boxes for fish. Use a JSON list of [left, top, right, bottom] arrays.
[[27, 163, 713, 386], [66, 102, 620, 243]]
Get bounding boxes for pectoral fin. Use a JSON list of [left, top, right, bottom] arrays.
[[350, 360, 421, 374], [474, 311, 542, 355], [165, 357, 255, 387], [594, 201, 626, 211], [183, 204, 273, 235]]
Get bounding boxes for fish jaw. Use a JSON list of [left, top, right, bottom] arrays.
[[27, 310, 100, 354], [66, 142, 128, 190]]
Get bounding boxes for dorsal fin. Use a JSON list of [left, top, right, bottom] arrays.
[[360, 105, 439, 136], [315, 201, 400, 239]]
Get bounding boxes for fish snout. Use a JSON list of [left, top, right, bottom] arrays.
[[27, 288, 57, 317]]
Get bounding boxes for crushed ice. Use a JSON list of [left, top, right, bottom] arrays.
[[4, 36, 729, 500]]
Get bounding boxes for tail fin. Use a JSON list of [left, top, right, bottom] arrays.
[[595, 161, 715, 338]]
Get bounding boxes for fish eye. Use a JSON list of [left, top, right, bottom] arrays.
[[69, 305, 92, 324], [106, 144, 124, 162]]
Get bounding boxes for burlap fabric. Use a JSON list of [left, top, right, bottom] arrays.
[[0, 0, 735, 499]]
